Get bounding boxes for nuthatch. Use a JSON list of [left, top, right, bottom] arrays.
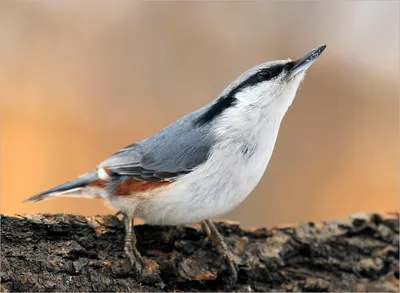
[[26, 44, 326, 282]]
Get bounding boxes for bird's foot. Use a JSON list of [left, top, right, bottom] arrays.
[[202, 220, 238, 284], [220, 251, 238, 284], [125, 243, 144, 276], [122, 213, 144, 278]]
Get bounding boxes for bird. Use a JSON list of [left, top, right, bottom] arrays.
[[25, 44, 326, 282]]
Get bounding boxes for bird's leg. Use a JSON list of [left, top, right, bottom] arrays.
[[201, 221, 211, 238], [202, 219, 238, 283], [123, 214, 144, 275]]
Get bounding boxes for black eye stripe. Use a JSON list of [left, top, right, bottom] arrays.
[[194, 62, 290, 126], [239, 64, 285, 89], [260, 64, 286, 80]]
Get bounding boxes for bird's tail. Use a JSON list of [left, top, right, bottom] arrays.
[[24, 172, 99, 202]]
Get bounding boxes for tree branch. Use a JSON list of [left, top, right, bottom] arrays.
[[1, 212, 398, 292]]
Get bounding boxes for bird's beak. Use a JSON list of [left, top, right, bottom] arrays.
[[289, 44, 326, 76]]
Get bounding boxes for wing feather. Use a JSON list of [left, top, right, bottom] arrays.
[[98, 113, 215, 182]]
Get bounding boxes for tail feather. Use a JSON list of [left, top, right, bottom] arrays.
[[24, 172, 98, 202]]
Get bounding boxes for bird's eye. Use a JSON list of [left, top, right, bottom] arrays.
[[257, 70, 271, 80]]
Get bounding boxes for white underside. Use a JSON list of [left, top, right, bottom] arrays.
[[133, 134, 276, 225]]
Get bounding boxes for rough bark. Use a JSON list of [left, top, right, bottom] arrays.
[[1, 212, 398, 292]]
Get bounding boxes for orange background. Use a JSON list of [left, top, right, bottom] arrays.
[[0, 1, 398, 227]]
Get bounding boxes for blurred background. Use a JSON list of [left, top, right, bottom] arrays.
[[0, 1, 398, 228]]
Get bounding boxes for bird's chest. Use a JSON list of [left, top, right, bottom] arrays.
[[219, 111, 280, 193], [187, 127, 278, 219], [142, 109, 283, 224], [225, 135, 276, 198]]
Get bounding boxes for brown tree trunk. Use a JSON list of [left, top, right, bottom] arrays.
[[1, 212, 398, 292]]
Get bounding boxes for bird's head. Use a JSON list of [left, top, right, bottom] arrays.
[[195, 45, 326, 127], [221, 44, 326, 109]]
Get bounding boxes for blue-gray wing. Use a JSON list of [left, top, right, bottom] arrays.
[[98, 111, 214, 182]]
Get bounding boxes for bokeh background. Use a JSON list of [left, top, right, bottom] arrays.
[[0, 1, 398, 228]]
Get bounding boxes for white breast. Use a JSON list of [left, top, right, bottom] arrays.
[[138, 94, 291, 225]]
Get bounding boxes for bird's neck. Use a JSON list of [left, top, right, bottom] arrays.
[[215, 91, 295, 139]]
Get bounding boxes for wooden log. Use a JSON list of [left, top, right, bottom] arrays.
[[1, 212, 398, 292]]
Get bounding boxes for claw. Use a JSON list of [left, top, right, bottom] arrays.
[[224, 253, 238, 284], [125, 246, 144, 276], [201, 220, 238, 284], [123, 214, 144, 278]]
